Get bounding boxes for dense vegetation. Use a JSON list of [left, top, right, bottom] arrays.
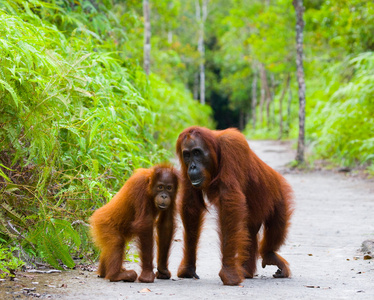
[[1, 0, 373, 274]]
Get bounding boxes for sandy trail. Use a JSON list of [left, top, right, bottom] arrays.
[[1, 140, 373, 299]]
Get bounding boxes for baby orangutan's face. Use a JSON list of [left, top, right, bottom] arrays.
[[152, 171, 177, 210]]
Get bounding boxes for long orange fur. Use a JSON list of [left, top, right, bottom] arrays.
[[90, 164, 179, 283], [176, 126, 294, 285]]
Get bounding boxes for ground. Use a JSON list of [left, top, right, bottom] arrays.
[[1, 140, 373, 299]]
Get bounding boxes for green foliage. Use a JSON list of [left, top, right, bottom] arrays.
[[0, 246, 24, 278], [26, 218, 81, 269], [148, 74, 213, 146], [305, 0, 374, 57], [308, 53, 374, 168]]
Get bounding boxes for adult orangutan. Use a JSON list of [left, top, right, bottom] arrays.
[[90, 164, 179, 283], [176, 126, 293, 286]]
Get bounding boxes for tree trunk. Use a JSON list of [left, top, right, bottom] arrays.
[[143, 0, 151, 76], [251, 68, 258, 129], [245, 112, 250, 126], [168, 30, 173, 44], [259, 64, 271, 130], [278, 74, 291, 140], [259, 63, 266, 126], [293, 0, 306, 163], [266, 79, 271, 129], [193, 72, 199, 100], [196, 0, 208, 105], [239, 109, 244, 131], [270, 73, 276, 128], [286, 77, 292, 136]]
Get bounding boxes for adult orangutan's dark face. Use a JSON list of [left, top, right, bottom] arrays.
[[180, 135, 213, 189]]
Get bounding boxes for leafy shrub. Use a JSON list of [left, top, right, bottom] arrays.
[[0, 246, 24, 278], [307, 52, 374, 170]]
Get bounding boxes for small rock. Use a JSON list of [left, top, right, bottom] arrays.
[[361, 240, 374, 253], [46, 285, 56, 288]]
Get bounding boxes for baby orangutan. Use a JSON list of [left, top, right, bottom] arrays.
[[90, 164, 179, 283]]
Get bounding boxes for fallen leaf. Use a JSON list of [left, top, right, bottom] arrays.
[[305, 285, 320, 289], [308, 254, 313, 256], [139, 288, 151, 293], [363, 254, 372, 260]]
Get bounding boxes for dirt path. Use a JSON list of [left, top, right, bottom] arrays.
[[2, 140, 374, 299]]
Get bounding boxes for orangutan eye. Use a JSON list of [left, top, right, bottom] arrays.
[[193, 149, 203, 157], [157, 185, 163, 190], [183, 151, 190, 161], [166, 185, 172, 191]]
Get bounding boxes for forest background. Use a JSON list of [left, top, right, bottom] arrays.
[[0, 0, 373, 275]]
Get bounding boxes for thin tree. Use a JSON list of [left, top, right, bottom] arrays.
[[278, 74, 291, 139], [293, 0, 306, 163], [251, 66, 258, 129], [259, 63, 271, 129], [196, 0, 208, 105], [270, 73, 276, 128], [239, 110, 244, 131], [259, 63, 266, 125], [286, 78, 292, 136], [193, 72, 199, 100], [143, 0, 151, 76]]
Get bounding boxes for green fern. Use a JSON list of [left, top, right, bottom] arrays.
[[27, 218, 81, 269]]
